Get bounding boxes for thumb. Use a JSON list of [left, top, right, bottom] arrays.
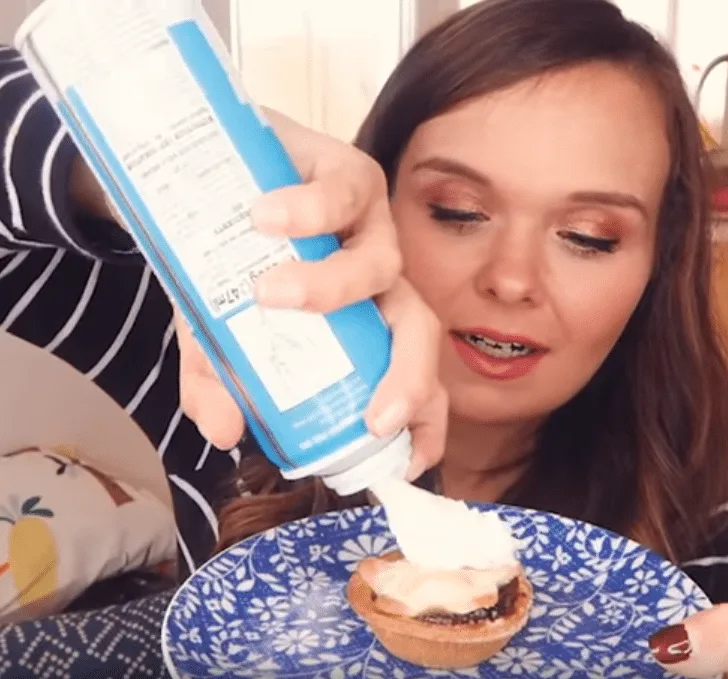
[[649, 604, 728, 678], [174, 307, 245, 450]]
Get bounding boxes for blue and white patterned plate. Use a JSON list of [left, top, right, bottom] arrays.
[[162, 504, 712, 678]]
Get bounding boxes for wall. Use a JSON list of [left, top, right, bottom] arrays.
[[6, 2, 721, 141], [230, 0, 727, 144], [0, 1, 39, 43], [230, 0, 458, 141], [230, 0, 407, 141], [612, 0, 728, 142]]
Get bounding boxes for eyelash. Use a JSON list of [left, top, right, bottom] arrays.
[[428, 203, 619, 255], [558, 230, 619, 256], [428, 203, 488, 232]]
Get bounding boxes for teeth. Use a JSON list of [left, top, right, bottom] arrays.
[[463, 334, 535, 359]]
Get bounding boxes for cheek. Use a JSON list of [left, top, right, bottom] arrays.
[[395, 214, 468, 320], [555, 257, 651, 363]]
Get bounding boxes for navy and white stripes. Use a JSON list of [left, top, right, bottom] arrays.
[[0, 47, 235, 578]]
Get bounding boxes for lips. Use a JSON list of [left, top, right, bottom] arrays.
[[454, 327, 547, 352], [449, 327, 548, 381]]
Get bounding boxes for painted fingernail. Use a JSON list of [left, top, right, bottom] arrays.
[[255, 276, 306, 308], [251, 199, 289, 233], [649, 624, 692, 665], [371, 398, 410, 438]]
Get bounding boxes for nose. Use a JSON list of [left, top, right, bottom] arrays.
[[474, 226, 543, 306]]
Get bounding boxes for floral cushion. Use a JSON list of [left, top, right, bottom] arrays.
[[0, 446, 176, 623]]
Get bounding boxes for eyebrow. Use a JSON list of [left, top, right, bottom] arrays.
[[567, 191, 648, 219], [412, 157, 490, 187], [411, 156, 649, 219]]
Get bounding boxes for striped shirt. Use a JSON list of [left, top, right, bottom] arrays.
[[1, 47, 726, 602], [0, 46, 234, 578]]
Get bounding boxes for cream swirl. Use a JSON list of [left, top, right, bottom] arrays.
[[369, 476, 520, 571]]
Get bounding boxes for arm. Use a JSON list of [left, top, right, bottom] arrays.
[[0, 46, 137, 259]]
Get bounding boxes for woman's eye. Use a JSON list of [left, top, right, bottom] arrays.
[[428, 203, 489, 232], [559, 230, 619, 255]]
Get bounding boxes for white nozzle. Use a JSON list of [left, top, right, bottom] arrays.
[[321, 429, 412, 496]]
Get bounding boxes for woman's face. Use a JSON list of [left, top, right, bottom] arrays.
[[391, 63, 670, 425]]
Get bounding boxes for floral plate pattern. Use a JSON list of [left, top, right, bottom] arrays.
[[162, 504, 712, 678]]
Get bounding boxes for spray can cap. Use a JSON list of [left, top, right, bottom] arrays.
[[320, 429, 412, 496]]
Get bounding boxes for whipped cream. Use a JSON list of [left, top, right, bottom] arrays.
[[368, 476, 520, 571], [360, 557, 519, 616]]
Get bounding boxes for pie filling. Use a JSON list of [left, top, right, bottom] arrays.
[[375, 576, 521, 626]]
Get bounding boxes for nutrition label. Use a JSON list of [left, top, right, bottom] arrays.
[[38, 3, 299, 317]]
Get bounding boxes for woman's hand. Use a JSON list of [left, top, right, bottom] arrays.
[[649, 604, 728, 678], [95, 108, 447, 479]]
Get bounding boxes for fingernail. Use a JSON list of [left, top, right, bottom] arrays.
[[251, 199, 289, 233], [371, 398, 409, 438], [649, 624, 692, 665], [255, 275, 306, 308]]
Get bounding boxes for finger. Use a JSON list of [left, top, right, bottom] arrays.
[[174, 308, 245, 449], [364, 279, 441, 436], [363, 280, 447, 477], [649, 604, 728, 678], [251, 165, 395, 248], [180, 372, 245, 450], [403, 386, 449, 482], [262, 106, 375, 191], [254, 239, 401, 313], [251, 170, 369, 239]]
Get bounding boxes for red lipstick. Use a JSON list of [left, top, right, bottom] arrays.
[[450, 327, 547, 381]]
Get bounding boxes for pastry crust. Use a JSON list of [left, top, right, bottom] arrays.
[[346, 551, 533, 669]]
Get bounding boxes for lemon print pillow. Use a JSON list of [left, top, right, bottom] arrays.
[[0, 447, 176, 623]]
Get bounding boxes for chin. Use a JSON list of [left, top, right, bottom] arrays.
[[446, 385, 558, 427], [440, 353, 589, 426], [448, 390, 531, 425]]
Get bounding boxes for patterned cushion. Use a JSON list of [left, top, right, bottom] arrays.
[[0, 447, 177, 624], [0, 590, 174, 678]]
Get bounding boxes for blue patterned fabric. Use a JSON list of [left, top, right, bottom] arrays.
[[0, 590, 174, 679]]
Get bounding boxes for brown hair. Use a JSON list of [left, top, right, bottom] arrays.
[[218, 0, 728, 563]]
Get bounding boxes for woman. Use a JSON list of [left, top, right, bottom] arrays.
[[216, 0, 728, 675]]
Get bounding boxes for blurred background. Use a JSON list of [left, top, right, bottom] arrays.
[[1, 1, 726, 144]]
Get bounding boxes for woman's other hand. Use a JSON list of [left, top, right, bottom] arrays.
[[649, 604, 728, 678]]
